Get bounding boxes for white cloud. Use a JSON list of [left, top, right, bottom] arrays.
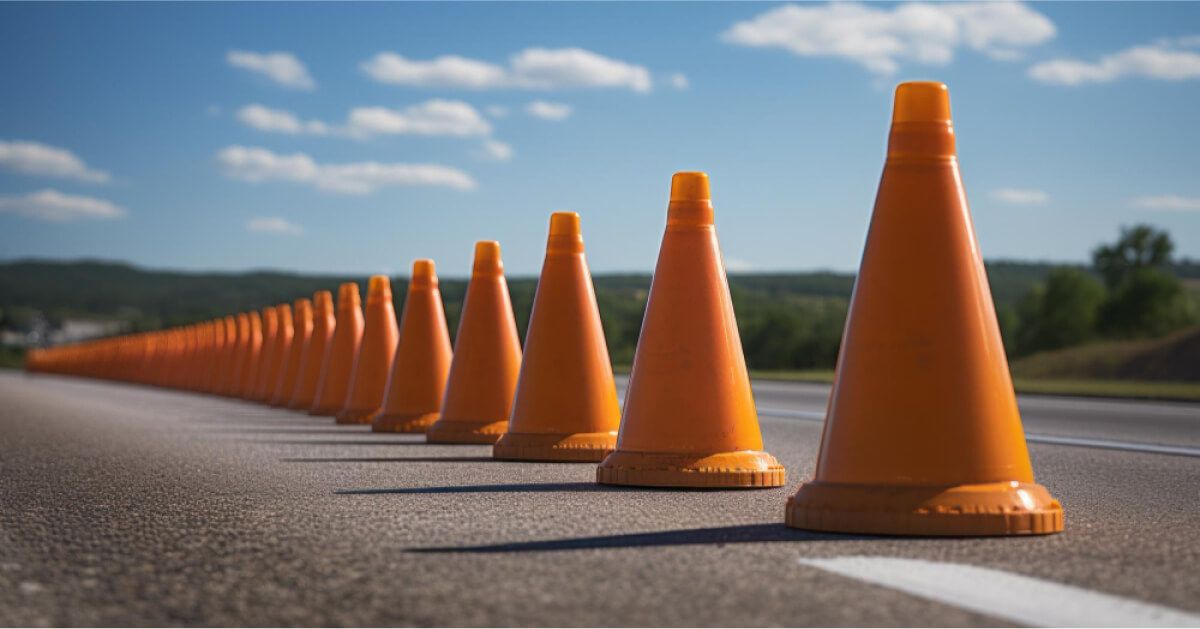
[[0, 189, 127, 222], [216, 145, 475, 194], [526, 100, 573, 121], [486, 105, 510, 118], [475, 140, 514, 162], [724, 257, 755, 272], [346, 100, 491, 138], [226, 50, 316, 90], [234, 101, 489, 139], [247, 216, 304, 235], [0, 140, 110, 183], [1029, 42, 1200, 85], [991, 188, 1048, 205], [236, 104, 329, 135], [722, 1, 1055, 75], [362, 47, 653, 92], [669, 73, 690, 90], [1131, 195, 1200, 212]]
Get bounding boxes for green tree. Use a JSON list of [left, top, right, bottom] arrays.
[[1091, 225, 1195, 338], [1014, 268, 1106, 356]]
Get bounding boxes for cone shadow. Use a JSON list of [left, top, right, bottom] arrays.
[[245, 439, 442, 446], [283, 456, 497, 464], [337, 481, 622, 496], [409, 523, 867, 553]]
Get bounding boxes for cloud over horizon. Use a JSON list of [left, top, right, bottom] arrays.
[[0, 140, 111, 183], [362, 47, 654, 92], [0, 189, 127, 222], [227, 50, 317, 90], [216, 145, 476, 194]]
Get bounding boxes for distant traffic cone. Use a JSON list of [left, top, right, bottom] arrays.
[[272, 298, 312, 406], [289, 291, 335, 410], [337, 276, 400, 424], [250, 306, 280, 401], [785, 82, 1062, 536], [237, 311, 264, 399], [426, 241, 522, 444], [597, 172, 784, 488], [494, 213, 620, 461], [372, 260, 453, 433], [224, 313, 250, 397], [311, 282, 365, 416]]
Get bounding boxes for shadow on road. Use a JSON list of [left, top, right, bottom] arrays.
[[337, 481, 618, 496], [285, 456, 498, 464], [241, 439, 454, 446], [408, 523, 868, 553], [205, 427, 374, 435]]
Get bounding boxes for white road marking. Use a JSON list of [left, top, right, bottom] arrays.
[[799, 556, 1200, 628], [756, 408, 1200, 458]]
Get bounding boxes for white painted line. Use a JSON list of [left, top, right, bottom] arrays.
[[756, 409, 1200, 458], [799, 556, 1200, 628], [1025, 433, 1200, 458]]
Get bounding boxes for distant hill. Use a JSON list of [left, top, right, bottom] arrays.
[[1010, 325, 1200, 382], [0, 256, 1183, 373]]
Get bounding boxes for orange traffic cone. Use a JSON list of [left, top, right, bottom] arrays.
[[289, 291, 335, 410], [785, 82, 1062, 536], [372, 260, 453, 433], [426, 241, 522, 444], [250, 306, 280, 402], [272, 298, 312, 406], [224, 313, 250, 397], [494, 213, 620, 461], [237, 311, 264, 399], [597, 172, 784, 488], [337, 276, 400, 424], [311, 282, 364, 416]]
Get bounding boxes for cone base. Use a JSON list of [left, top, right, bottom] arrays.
[[308, 405, 339, 417], [335, 408, 378, 425], [372, 411, 440, 433], [286, 399, 315, 412], [426, 418, 507, 444], [597, 450, 786, 488], [493, 431, 617, 463], [785, 480, 1063, 536]]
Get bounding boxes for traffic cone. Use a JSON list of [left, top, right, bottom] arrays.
[[337, 276, 399, 424], [237, 311, 264, 399], [288, 291, 335, 410], [223, 313, 250, 397], [785, 82, 1062, 536], [597, 172, 784, 488], [250, 306, 280, 402], [272, 298, 312, 406], [372, 260, 453, 433], [494, 212, 620, 462], [311, 282, 364, 416], [426, 241, 522, 444]]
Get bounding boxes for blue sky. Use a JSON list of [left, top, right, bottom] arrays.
[[1, 2, 1198, 277]]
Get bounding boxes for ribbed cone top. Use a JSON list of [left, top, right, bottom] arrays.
[[668, 171, 715, 227], [367, 275, 392, 304], [888, 81, 956, 158], [313, 290, 333, 314], [473, 240, 504, 276], [547, 211, 584, 254], [337, 282, 361, 309], [411, 259, 438, 288], [892, 81, 952, 123]]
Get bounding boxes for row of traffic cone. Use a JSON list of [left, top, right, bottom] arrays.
[[25, 81, 1063, 537]]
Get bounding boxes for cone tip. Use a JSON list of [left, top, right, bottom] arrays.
[[412, 258, 436, 280], [313, 290, 333, 309], [368, 274, 390, 295], [670, 172, 710, 203], [549, 211, 581, 237], [892, 81, 951, 123], [474, 240, 501, 263]]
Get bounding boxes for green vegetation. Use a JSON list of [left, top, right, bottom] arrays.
[[2, 225, 1197, 395]]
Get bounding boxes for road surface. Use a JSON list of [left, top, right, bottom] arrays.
[[1, 371, 1198, 626]]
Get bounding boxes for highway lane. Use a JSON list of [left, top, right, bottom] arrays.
[[1, 371, 1198, 626]]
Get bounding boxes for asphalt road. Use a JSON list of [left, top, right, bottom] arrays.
[[1, 370, 1198, 626]]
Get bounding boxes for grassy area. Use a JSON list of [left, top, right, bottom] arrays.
[[749, 368, 1200, 401]]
